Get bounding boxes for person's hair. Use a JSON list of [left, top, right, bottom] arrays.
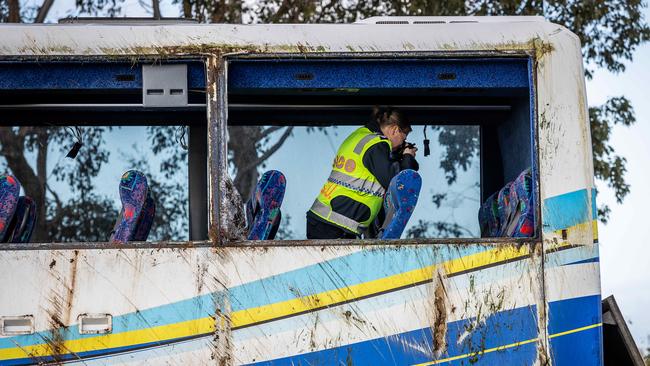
[[372, 106, 411, 133]]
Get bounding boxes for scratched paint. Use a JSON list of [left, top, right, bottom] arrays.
[[0, 16, 601, 366]]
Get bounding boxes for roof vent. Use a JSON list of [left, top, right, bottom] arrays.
[[375, 20, 409, 24], [58, 17, 198, 25], [355, 16, 545, 24]]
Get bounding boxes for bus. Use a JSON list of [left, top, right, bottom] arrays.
[[0, 16, 602, 365]]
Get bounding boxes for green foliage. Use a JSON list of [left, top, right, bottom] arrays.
[[140, 126, 189, 240], [435, 126, 480, 185], [406, 219, 471, 238], [74, 0, 124, 17], [45, 127, 115, 239], [590, 96, 636, 222], [48, 193, 116, 241]]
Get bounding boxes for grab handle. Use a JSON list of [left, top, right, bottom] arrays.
[[78, 314, 112, 334], [1, 316, 34, 335]]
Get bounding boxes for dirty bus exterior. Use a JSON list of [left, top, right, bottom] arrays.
[[0, 17, 601, 365]]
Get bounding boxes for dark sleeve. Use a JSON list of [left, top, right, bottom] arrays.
[[399, 154, 419, 171], [362, 142, 396, 189]]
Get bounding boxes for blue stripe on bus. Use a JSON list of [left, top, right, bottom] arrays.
[[545, 244, 599, 268], [549, 325, 602, 366], [543, 189, 592, 232], [246, 303, 539, 366], [592, 188, 598, 219], [3, 297, 603, 365], [234, 258, 537, 343], [563, 257, 599, 266], [0, 245, 491, 349], [548, 295, 601, 336], [548, 294, 603, 366]]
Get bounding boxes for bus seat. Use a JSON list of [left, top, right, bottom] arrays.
[[479, 168, 534, 238], [0, 174, 20, 241], [4, 196, 37, 243], [497, 181, 513, 236], [478, 191, 499, 237], [246, 170, 286, 240], [508, 168, 534, 237], [110, 170, 156, 243]]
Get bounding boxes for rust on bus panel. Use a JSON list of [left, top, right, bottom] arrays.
[[42, 249, 79, 363]]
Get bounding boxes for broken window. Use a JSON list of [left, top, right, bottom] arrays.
[[0, 61, 209, 243], [226, 57, 537, 240]]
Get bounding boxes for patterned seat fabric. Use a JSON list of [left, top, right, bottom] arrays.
[[479, 168, 534, 238], [246, 170, 286, 240], [110, 170, 156, 243], [509, 168, 534, 237], [478, 191, 499, 237]]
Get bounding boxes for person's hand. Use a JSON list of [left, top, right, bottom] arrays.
[[403, 146, 418, 156]]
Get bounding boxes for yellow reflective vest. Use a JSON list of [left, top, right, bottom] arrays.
[[310, 127, 392, 234]]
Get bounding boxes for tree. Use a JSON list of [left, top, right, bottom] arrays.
[[0, 0, 189, 243], [0, 127, 115, 241]]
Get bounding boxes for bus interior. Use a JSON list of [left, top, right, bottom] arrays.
[[0, 56, 537, 243]]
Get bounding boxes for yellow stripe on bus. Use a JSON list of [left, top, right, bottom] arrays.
[[551, 219, 599, 244], [412, 323, 602, 366], [0, 244, 532, 361], [232, 244, 531, 328], [0, 317, 215, 360]]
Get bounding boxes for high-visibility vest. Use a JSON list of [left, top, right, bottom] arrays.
[[310, 127, 391, 234]]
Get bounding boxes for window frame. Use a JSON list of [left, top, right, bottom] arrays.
[[216, 52, 542, 246], [0, 55, 211, 249]]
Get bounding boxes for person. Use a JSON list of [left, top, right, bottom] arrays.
[[306, 106, 419, 239]]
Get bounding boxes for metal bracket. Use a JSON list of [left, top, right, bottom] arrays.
[[142, 64, 188, 107]]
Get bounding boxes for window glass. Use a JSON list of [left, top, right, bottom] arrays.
[[0, 126, 189, 242]]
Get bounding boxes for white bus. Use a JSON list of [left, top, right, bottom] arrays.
[[0, 16, 602, 365]]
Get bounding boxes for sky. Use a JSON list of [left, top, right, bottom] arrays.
[[35, 0, 650, 353], [586, 34, 650, 353]]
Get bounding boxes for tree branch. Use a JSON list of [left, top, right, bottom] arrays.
[[8, 0, 20, 23], [45, 182, 64, 226], [182, 0, 192, 18], [240, 126, 293, 173], [269, 0, 291, 23], [35, 0, 55, 23], [17, 126, 36, 139], [260, 125, 284, 138], [151, 0, 161, 19]]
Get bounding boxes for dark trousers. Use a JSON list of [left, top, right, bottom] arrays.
[[306, 215, 357, 239]]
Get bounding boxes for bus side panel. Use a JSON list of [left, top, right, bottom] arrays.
[[546, 248, 602, 366], [0, 243, 545, 365], [222, 243, 545, 365], [0, 248, 225, 365], [537, 29, 604, 365], [542, 192, 603, 366]]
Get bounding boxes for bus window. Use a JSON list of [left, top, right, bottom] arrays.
[[0, 61, 209, 243], [225, 57, 536, 240], [0, 126, 190, 242]]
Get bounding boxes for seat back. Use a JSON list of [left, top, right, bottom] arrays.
[[479, 168, 534, 238]]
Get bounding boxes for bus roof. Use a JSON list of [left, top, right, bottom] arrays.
[[0, 16, 577, 57]]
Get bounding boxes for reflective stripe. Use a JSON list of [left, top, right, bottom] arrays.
[[310, 200, 366, 234], [327, 170, 385, 197], [353, 133, 380, 154]]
